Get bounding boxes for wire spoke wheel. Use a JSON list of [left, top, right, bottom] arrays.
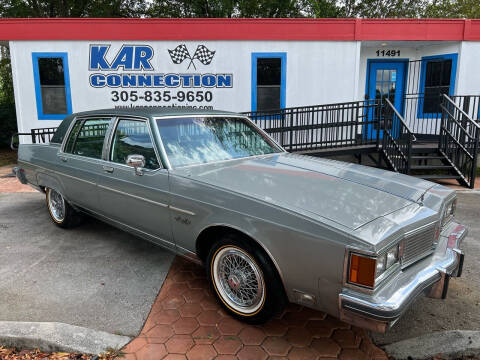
[[212, 246, 265, 314], [47, 189, 66, 223]]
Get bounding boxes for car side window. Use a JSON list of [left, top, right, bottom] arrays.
[[64, 118, 111, 159], [64, 120, 83, 154], [110, 119, 160, 170]]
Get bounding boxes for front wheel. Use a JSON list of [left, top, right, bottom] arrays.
[[46, 188, 82, 228], [206, 234, 286, 324]]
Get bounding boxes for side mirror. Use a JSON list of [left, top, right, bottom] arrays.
[[126, 154, 146, 176]]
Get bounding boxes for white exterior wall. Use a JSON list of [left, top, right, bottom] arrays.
[[9, 40, 359, 138], [457, 42, 480, 96], [9, 38, 480, 141]]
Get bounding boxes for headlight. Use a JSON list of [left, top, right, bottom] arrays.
[[386, 246, 399, 268], [348, 244, 400, 289], [441, 198, 457, 227]]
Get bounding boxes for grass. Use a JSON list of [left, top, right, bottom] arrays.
[[0, 147, 17, 167]]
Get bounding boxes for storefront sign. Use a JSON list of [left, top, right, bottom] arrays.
[[88, 44, 233, 109]]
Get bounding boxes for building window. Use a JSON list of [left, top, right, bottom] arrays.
[[32, 52, 72, 120], [418, 53, 457, 118], [251, 53, 286, 111]]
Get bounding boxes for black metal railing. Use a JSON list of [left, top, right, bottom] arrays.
[[402, 94, 444, 138], [440, 94, 480, 188], [381, 99, 415, 174], [244, 100, 381, 153], [402, 59, 453, 138], [451, 95, 480, 124], [11, 127, 58, 149]]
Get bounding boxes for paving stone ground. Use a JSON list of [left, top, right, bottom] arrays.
[[122, 257, 388, 360], [0, 165, 35, 193]]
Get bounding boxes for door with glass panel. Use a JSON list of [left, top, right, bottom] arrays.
[[97, 118, 174, 249], [367, 61, 407, 139]]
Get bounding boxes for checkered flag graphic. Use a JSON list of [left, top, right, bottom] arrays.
[[168, 44, 191, 65], [192, 45, 216, 66]]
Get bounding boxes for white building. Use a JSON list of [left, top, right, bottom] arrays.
[[2, 18, 480, 186]]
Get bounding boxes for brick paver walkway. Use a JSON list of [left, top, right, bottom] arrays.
[[123, 257, 388, 360], [0, 165, 35, 193]]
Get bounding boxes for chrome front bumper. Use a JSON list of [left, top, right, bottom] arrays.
[[339, 221, 467, 333]]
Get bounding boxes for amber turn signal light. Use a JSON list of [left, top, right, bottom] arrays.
[[349, 253, 376, 288]]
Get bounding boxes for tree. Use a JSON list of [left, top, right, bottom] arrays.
[[303, 0, 340, 18], [426, 0, 480, 18], [0, 0, 148, 18], [334, 0, 429, 18], [147, 0, 308, 18], [0, 46, 17, 148]]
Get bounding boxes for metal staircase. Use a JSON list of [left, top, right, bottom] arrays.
[[409, 144, 462, 181]]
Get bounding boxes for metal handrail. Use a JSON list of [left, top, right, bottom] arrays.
[[439, 94, 479, 188], [385, 99, 417, 142], [443, 94, 480, 129]]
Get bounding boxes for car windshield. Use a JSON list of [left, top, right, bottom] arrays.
[[156, 117, 280, 167]]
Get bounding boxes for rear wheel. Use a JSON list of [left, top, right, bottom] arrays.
[[206, 233, 286, 324], [46, 188, 82, 228]]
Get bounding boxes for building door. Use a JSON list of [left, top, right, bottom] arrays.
[[367, 61, 406, 139]]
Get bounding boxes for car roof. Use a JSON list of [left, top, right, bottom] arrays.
[[72, 107, 240, 118], [50, 107, 243, 144]]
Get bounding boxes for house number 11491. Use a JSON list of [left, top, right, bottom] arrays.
[[376, 49, 401, 57]]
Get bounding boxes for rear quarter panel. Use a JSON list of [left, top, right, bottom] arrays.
[[17, 144, 66, 194]]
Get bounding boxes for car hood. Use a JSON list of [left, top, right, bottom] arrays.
[[173, 153, 435, 230]]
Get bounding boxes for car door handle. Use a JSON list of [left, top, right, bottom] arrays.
[[103, 165, 114, 173], [58, 155, 67, 162]]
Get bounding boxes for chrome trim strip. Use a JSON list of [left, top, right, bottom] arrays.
[[404, 221, 438, 237], [176, 245, 202, 264], [97, 184, 169, 208], [169, 206, 196, 216]]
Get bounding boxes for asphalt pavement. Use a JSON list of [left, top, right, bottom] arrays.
[[0, 192, 174, 337], [1, 189, 479, 349]]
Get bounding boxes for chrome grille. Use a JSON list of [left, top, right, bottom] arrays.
[[401, 224, 437, 266]]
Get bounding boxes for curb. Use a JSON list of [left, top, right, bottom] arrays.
[[383, 330, 480, 360], [0, 321, 131, 355]]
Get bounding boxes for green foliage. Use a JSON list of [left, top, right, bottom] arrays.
[[147, 0, 308, 18], [303, 0, 340, 18], [0, 0, 147, 17], [425, 0, 480, 18], [340, 0, 429, 18], [0, 47, 17, 148]]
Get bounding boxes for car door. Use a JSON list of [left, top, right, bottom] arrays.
[[56, 116, 112, 212], [97, 117, 174, 250]]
